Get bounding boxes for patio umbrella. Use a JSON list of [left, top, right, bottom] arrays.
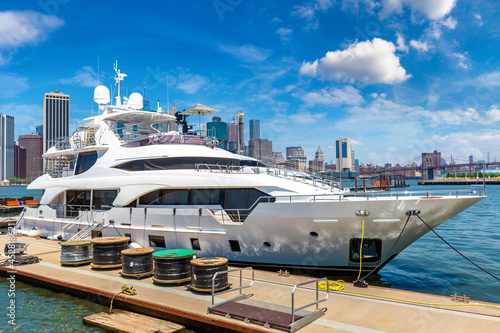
[[181, 104, 219, 134]]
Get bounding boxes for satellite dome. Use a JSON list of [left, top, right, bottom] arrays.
[[128, 92, 143, 110], [94, 85, 110, 105]]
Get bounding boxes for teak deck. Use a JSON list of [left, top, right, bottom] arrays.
[[83, 309, 184, 333], [1, 235, 500, 333]]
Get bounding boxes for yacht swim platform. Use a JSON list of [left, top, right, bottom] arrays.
[[1, 235, 499, 333]]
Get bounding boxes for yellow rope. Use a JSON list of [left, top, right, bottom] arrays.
[[109, 285, 136, 313], [319, 280, 500, 314]]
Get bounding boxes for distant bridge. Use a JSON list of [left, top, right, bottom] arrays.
[[360, 162, 498, 176]]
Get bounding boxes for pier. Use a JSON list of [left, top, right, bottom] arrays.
[[418, 179, 499, 185], [1, 235, 500, 332]]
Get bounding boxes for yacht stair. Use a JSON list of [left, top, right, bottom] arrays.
[[68, 223, 102, 241]]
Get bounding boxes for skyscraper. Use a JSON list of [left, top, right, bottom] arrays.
[[286, 145, 307, 171], [43, 91, 70, 153], [18, 134, 43, 179], [336, 138, 352, 172], [236, 111, 244, 155], [0, 114, 15, 180], [228, 121, 237, 153], [167, 102, 179, 132], [14, 145, 26, 179], [248, 139, 272, 164], [249, 119, 260, 141], [207, 116, 228, 149], [309, 146, 325, 174]]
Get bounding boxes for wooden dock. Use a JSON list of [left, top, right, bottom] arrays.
[[83, 310, 184, 333], [1, 235, 500, 333], [418, 179, 499, 185]]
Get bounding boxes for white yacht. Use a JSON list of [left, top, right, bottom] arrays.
[[18, 65, 485, 272]]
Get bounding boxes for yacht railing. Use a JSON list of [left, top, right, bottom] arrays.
[[195, 164, 339, 191]]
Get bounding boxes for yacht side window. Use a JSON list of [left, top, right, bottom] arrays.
[[74, 151, 98, 175], [93, 190, 117, 210]]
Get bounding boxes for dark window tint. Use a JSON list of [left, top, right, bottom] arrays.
[[114, 157, 242, 171], [192, 189, 221, 205], [224, 188, 266, 209], [75, 152, 98, 175], [139, 190, 190, 205], [66, 190, 91, 210], [93, 190, 117, 210]]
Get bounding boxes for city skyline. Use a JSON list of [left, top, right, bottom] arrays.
[[1, 1, 500, 165]]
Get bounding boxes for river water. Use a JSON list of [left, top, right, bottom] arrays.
[[1, 182, 499, 331]]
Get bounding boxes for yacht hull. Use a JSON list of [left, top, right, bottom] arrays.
[[18, 195, 482, 272]]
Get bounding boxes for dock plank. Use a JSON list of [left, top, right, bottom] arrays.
[[83, 310, 184, 333]]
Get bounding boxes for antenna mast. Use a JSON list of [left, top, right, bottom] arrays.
[[114, 61, 127, 105]]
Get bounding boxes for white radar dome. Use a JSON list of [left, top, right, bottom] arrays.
[[94, 85, 110, 105], [128, 92, 143, 110]]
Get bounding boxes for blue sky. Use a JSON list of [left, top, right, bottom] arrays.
[[1, 0, 500, 165]]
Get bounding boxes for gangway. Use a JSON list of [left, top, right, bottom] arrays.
[[208, 268, 328, 332]]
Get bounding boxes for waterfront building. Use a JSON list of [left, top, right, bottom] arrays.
[[469, 154, 473, 164], [309, 146, 325, 174], [228, 121, 237, 153], [249, 119, 260, 141], [167, 102, 179, 132], [207, 116, 228, 149], [14, 145, 26, 179], [36, 124, 43, 136], [43, 91, 70, 153], [286, 145, 307, 172], [0, 114, 15, 181], [248, 139, 272, 165], [272, 151, 285, 165], [18, 134, 43, 179], [236, 111, 245, 155], [336, 138, 352, 172]]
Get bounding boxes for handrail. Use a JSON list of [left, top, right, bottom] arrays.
[[211, 267, 254, 305], [291, 277, 329, 324]]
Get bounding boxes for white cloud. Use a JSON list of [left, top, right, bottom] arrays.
[[477, 72, 500, 87], [0, 10, 63, 48], [0, 73, 29, 98], [288, 110, 327, 124], [60, 66, 98, 88], [441, 16, 457, 29], [474, 14, 483, 26], [276, 27, 293, 42], [382, 0, 457, 20], [388, 146, 398, 151], [291, 0, 335, 31], [302, 86, 364, 106], [176, 73, 209, 94], [300, 38, 411, 85], [351, 139, 362, 146], [454, 52, 470, 69], [410, 40, 429, 52], [371, 92, 387, 99], [483, 106, 500, 123], [0, 104, 40, 136], [395, 33, 409, 53], [218, 44, 272, 63]]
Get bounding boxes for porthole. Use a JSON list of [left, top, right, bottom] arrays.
[[263, 242, 271, 248], [309, 231, 319, 239]]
